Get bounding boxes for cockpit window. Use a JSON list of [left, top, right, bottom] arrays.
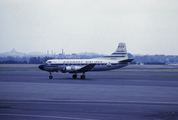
[[46, 61, 52, 64]]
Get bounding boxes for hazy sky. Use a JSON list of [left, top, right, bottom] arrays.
[[0, 0, 178, 55]]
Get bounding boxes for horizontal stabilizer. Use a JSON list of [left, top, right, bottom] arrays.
[[119, 59, 134, 63]]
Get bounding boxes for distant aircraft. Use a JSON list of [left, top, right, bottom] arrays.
[[38, 42, 133, 79]]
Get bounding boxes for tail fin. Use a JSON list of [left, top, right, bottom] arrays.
[[98, 42, 128, 60], [110, 42, 128, 59], [112, 42, 127, 54]]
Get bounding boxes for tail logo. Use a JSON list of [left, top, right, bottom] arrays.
[[116, 43, 126, 52], [118, 45, 125, 48]]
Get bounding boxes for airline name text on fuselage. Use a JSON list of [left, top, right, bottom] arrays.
[[63, 61, 103, 64]]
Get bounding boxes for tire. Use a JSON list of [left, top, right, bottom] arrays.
[[73, 74, 77, 79], [49, 76, 53, 79], [80, 75, 85, 79]]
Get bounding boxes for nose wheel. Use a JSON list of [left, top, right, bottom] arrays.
[[49, 72, 53, 79], [49, 76, 53, 79]]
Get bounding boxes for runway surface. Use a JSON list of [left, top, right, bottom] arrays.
[[0, 65, 178, 120]]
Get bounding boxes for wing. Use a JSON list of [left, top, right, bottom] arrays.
[[77, 63, 96, 72]]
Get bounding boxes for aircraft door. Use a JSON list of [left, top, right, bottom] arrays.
[[107, 62, 111, 67]]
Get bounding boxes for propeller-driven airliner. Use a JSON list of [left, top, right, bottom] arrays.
[[38, 42, 133, 79]]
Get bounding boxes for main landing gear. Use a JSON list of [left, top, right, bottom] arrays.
[[48, 72, 86, 80], [49, 72, 53, 79], [72, 74, 77, 79], [72, 73, 86, 79], [80, 75, 85, 79]]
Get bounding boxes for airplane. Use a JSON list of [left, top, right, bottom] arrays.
[[38, 42, 133, 79]]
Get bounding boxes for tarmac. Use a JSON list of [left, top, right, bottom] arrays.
[[0, 64, 178, 120]]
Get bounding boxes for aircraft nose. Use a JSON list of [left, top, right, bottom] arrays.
[[38, 64, 45, 70]]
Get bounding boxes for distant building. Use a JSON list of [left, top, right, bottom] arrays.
[[62, 49, 64, 55], [71, 53, 77, 58], [11, 48, 17, 53], [58, 49, 65, 59], [58, 53, 63, 58], [0, 48, 26, 57]]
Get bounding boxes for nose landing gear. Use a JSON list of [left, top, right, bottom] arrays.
[[49, 72, 53, 79]]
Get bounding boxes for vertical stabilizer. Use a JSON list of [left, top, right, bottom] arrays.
[[113, 42, 127, 54], [98, 42, 128, 60], [110, 42, 128, 59]]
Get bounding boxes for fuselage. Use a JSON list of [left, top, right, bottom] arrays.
[[39, 58, 128, 73]]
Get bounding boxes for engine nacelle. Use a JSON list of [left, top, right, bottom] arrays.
[[61, 66, 81, 73]]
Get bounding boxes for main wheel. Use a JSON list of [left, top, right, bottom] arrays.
[[73, 74, 77, 79], [49, 76, 53, 79], [80, 75, 85, 79]]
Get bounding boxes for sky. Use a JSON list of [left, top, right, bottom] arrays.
[[0, 0, 178, 55]]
